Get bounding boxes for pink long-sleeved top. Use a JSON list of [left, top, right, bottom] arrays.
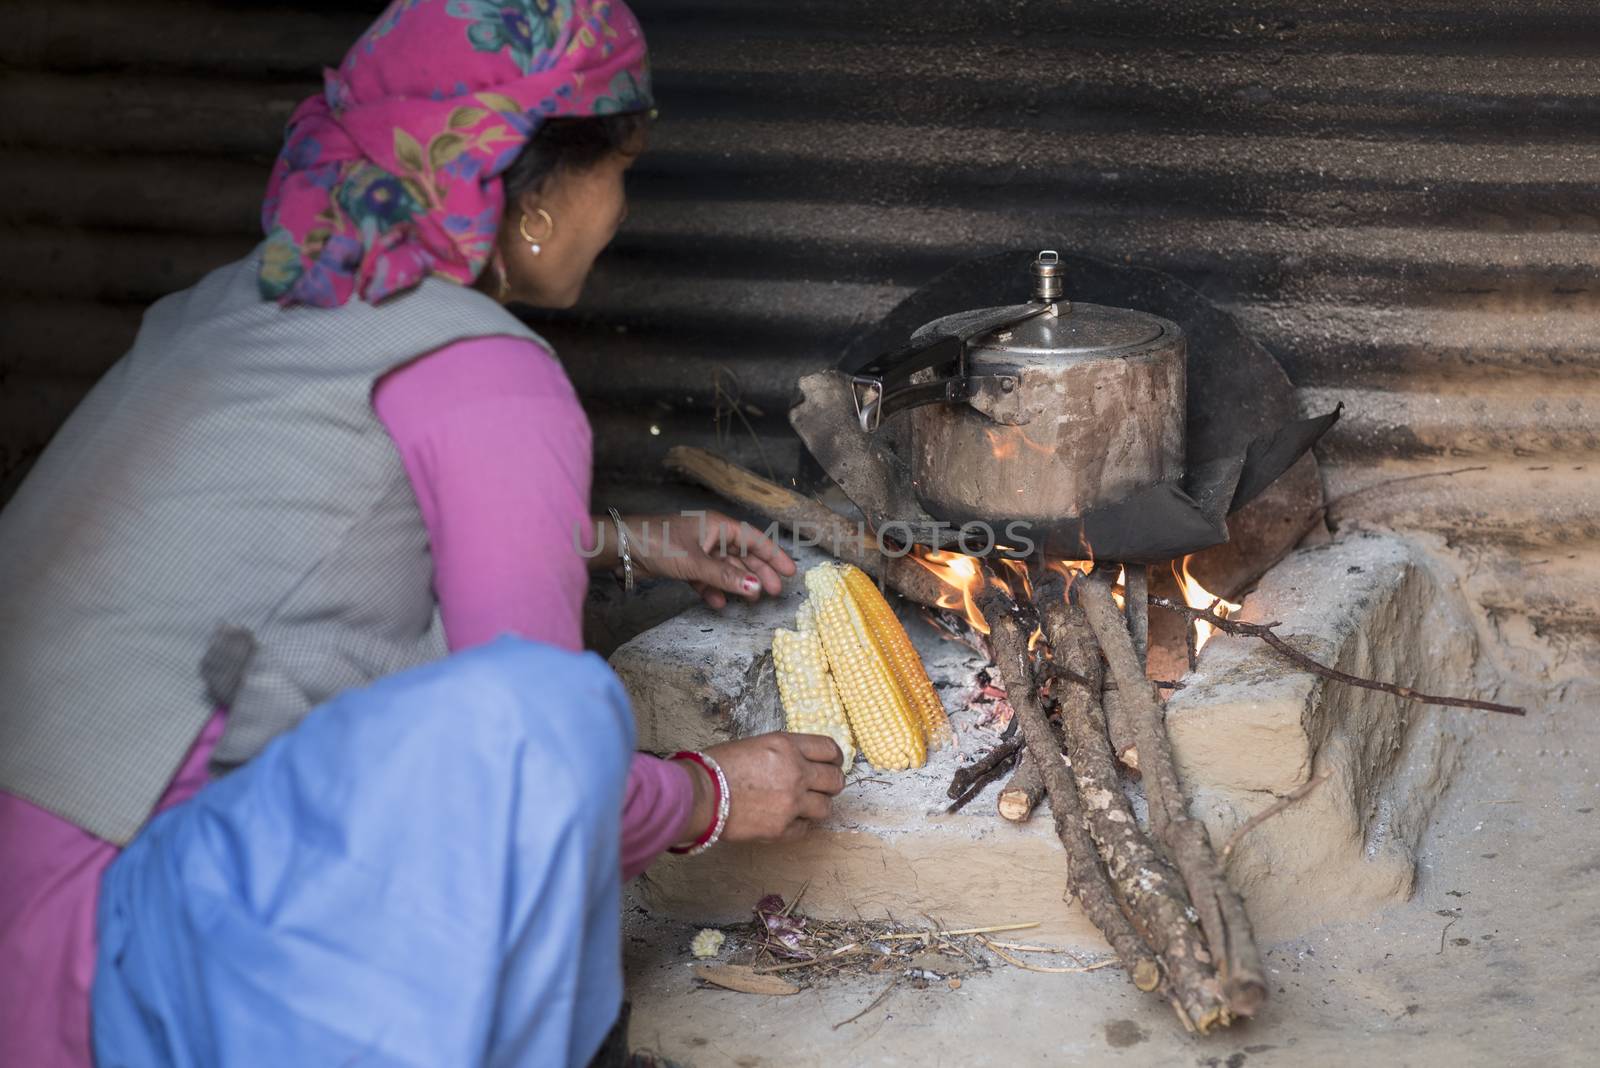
[[0, 334, 692, 1068], [372, 336, 694, 881]]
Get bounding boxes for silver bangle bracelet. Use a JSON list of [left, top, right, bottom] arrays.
[[607, 507, 634, 593], [686, 751, 731, 857]]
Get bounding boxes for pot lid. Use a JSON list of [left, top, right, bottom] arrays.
[[975, 302, 1166, 358], [911, 250, 1172, 364], [914, 300, 1169, 363]]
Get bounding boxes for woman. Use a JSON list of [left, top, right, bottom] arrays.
[[0, 3, 845, 1065]]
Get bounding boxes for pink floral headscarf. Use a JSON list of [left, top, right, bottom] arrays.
[[260, 0, 652, 308]]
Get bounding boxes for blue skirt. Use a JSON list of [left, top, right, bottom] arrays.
[[93, 637, 634, 1068]]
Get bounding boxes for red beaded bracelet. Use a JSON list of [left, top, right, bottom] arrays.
[[667, 750, 730, 856]]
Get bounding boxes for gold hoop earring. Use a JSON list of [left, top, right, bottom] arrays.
[[518, 208, 554, 256]]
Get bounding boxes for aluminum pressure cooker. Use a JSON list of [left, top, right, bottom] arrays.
[[847, 251, 1186, 523]]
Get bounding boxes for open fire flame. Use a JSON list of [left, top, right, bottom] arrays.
[[1174, 555, 1241, 654], [911, 548, 1239, 660], [909, 550, 1107, 644], [910, 548, 990, 631]]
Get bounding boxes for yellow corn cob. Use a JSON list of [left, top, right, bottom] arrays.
[[772, 626, 856, 768], [841, 565, 952, 751], [804, 563, 927, 771]]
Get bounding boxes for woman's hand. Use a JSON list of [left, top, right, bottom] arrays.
[[620, 511, 797, 609], [672, 733, 846, 848]]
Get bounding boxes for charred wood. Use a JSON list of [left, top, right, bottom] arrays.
[[997, 751, 1046, 822], [976, 580, 1198, 1019], [1079, 568, 1267, 1019], [944, 736, 1023, 814], [1026, 575, 1231, 1030]]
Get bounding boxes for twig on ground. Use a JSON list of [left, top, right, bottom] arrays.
[[1148, 595, 1526, 716], [1438, 916, 1459, 954], [781, 880, 811, 918], [876, 922, 1039, 941], [946, 768, 1011, 814], [979, 936, 1120, 975], [1222, 772, 1331, 861], [936, 936, 987, 970], [832, 980, 898, 1030], [985, 941, 1086, 958], [754, 945, 865, 974]]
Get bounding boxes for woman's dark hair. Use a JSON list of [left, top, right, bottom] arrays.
[[501, 112, 652, 201]]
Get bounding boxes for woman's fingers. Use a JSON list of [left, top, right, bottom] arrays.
[[803, 759, 846, 796], [701, 515, 796, 592], [735, 553, 785, 597], [798, 791, 832, 823], [705, 556, 762, 601], [727, 518, 797, 574], [704, 733, 845, 844], [791, 732, 845, 768], [689, 580, 727, 610]]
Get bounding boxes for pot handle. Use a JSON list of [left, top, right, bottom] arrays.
[[842, 301, 1049, 432]]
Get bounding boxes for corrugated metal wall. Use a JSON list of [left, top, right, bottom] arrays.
[[2, 0, 1596, 676]]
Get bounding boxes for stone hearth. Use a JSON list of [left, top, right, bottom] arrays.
[[611, 533, 1482, 946]]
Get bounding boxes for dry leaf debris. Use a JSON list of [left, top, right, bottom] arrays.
[[685, 894, 1118, 993]]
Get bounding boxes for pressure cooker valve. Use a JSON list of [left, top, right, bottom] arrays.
[[1032, 249, 1066, 309]]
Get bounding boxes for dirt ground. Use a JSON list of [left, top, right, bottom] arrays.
[[623, 669, 1598, 1067]]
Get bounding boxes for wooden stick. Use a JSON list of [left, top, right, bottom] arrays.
[[1124, 564, 1150, 669], [945, 765, 1011, 814], [973, 581, 1174, 1010], [945, 730, 1022, 813], [997, 750, 1046, 822], [1100, 680, 1141, 773], [1147, 595, 1526, 716], [664, 446, 949, 609], [979, 936, 1120, 974], [876, 921, 1040, 940], [984, 940, 1087, 955], [752, 946, 866, 973], [946, 736, 1022, 800], [1026, 576, 1230, 1031], [1079, 568, 1267, 1019]]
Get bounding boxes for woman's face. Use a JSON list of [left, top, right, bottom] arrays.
[[499, 147, 638, 309]]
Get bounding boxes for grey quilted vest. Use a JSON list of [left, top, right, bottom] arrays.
[[0, 245, 546, 845]]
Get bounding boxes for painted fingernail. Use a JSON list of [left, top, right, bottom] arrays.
[[742, 575, 760, 593]]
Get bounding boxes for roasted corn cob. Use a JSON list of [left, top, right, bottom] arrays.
[[840, 564, 953, 751], [801, 563, 928, 770], [771, 620, 856, 769]]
